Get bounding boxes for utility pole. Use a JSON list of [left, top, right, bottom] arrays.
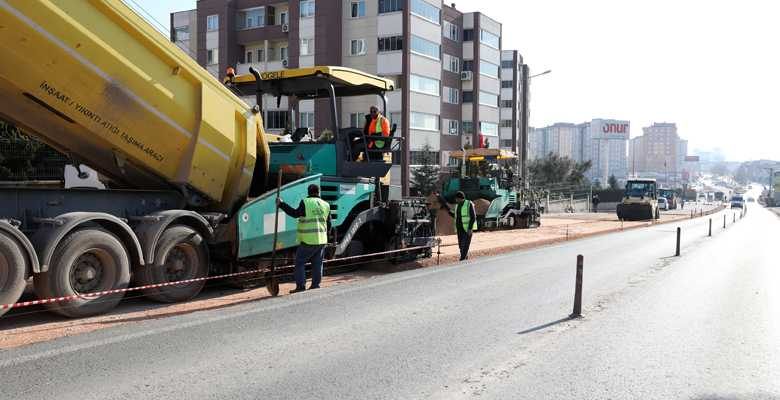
[[520, 64, 530, 190]]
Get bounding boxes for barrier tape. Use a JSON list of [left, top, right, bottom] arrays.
[[0, 244, 435, 311]]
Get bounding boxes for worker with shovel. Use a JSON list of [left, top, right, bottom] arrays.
[[277, 184, 331, 293]]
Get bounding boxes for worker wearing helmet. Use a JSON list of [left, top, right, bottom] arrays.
[[277, 184, 331, 293]]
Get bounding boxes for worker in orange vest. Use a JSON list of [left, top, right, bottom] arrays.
[[351, 105, 390, 161]]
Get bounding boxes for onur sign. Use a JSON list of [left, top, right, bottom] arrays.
[[592, 119, 629, 140]]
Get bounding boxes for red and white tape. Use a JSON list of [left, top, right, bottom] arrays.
[[0, 245, 434, 311]]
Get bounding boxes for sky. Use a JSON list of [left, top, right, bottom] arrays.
[[128, 0, 780, 162]]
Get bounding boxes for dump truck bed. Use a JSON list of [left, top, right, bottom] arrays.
[[0, 0, 269, 211]]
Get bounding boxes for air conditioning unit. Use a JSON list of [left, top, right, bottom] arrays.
[[460, 71, 472, 81], [281, 23, 289, 33], [449, 128, 458, 134], [282, 59, 289, 67]]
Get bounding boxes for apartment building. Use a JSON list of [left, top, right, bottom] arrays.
[[171, 0, 521, 194], [628, 122, 687, 185], [499, 50, 523, 154], [578, 119, 629, 183], [531, 123, 578, 160]]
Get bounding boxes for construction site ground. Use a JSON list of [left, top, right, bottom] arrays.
[[0, 203, 724, 350]]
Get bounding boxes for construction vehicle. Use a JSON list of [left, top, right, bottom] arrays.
[[440, 148, 541, 229], [616, 178, 660, 221], [0, 0, 435, 318], [658, 188, 678, 209]]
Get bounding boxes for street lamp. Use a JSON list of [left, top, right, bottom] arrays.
[[529, 69, 552, 79], [520, 67, 551, 191]]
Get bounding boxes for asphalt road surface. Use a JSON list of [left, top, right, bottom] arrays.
[[1, 206, 777, 400]]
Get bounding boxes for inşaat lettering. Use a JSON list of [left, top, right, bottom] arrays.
[[38, 80, 164, 162]]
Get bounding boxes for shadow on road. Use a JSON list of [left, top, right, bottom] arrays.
[[516, 317, 572, 335]]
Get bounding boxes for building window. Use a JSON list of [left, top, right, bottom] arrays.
[[443, 20, 459, 41], [500, 100, 513, 108], [443, 53, 460, 73], [279, 11, 288, 25], [410, 35, 440, 60], [462, 60, 473, 72], [206, 48, 218, 65], [410, 112, 439, 131], [257, 48, 265, 62], [237, 8, 265, 30], [206, 14, 219, 31], [349, 113, 366, 128], [501, 60, 514, 68], [350, 39, 367, 56], [480, 60, 499, 78], [350, 1, 366, 18], [299, 112, 315, 128], [462, 121, 474, 134], [480, 121, 498, 136], [501, 80, 513, 88], [480, 29, 500, 48], [280, 46, 288, 61], [246, 51, 253, 63], [500, 139, 513, 148], [462, 91, 473, 103], [173, 26, 189, 42], [463, 29, 474, 41], [378, 0, 403, 13], [410, 74, 439, 96], [410, 0, 440, 24], [444, 119, 459, 135], [378, 36, 403, 52], [300, 38, 314, 56], [443, 86, 459, 104], [479, 91, 498, 107], [265, 111, 289, 130], [300, 0, 315, 18], [500, 120, 513, 128]]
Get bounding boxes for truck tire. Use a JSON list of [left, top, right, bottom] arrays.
[[655, 208, 660, 220], [0, 233, 27, 317], [33, 229, 130, 318], [136, 225, 207, 303]]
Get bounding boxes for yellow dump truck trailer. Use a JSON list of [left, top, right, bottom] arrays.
[[0, 0, 269, 211]]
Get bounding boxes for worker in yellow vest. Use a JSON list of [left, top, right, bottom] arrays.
[[277, 184, 331, 293], [445, 191, 477, 261]]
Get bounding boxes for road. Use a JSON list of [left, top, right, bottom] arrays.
[[0, 206, 776, 399]]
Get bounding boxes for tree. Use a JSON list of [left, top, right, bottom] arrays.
[[410, 143, 440, 196], [528, 152, 592, 187], [608, 174, 619, 190]]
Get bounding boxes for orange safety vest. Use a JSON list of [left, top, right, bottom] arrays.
[[367, 115, 389, 148]]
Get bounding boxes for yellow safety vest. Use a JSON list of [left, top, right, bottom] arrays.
[[456, 200, 478, 232], [368, 115, 389, 149], [297, 197, 330, 245]]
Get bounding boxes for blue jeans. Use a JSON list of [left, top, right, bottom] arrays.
[[294, 244, 325, 289]]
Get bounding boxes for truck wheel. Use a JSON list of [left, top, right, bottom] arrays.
[[33, 229, 130, 318], [655, 208, 660, 219], [137, 225, 207, 303], [0, 233, 28, 317]]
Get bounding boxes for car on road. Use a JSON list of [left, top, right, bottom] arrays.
[[731, 195, 745, 208], [658, 197, 669, 211]]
